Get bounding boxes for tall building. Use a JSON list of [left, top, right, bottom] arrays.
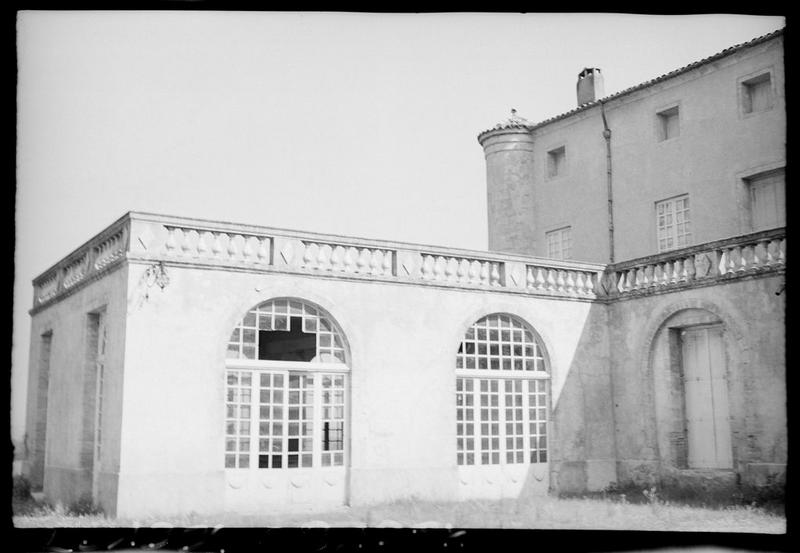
[[21, 29, 785, 518]]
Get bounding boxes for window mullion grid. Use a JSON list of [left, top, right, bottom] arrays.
[[498, 378, 507, 467], [312, 373, 323, 469], [279, 371, 288, 468], [522, 379, 532, 463], [248, 371, 258, 467]]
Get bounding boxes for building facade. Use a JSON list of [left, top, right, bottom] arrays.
[[22, 30, 785, 518]]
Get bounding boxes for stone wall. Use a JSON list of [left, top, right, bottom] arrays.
[[608, 273, 786, 490]]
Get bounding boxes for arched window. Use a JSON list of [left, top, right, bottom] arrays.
[[224, 298, 349, 471], [455, 313, 549, 467]]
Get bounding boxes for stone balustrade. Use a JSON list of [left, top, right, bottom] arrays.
[[606, 228, 785, 297], [31, 212, 785, 310], [298, 241, 393, 277], [525, 264, 601, 297], [162, 226, 272, 265], [32, 216, 130, 307], [418, 254, 502, 286]]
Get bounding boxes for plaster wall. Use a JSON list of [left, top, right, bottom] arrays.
[[487, 36, 785, 264], [23, 266, 128, 513], [115, 262, 614, 517]]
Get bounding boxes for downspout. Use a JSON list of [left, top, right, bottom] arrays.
[[600, 99, 620, 489], [600, 100, 614, 263]]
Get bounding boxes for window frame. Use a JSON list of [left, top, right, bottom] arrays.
[[545, 226, 572, 260], [738, 67, 775, 117], [655, 194, 692, 253], [546, 145, 567, 180], [744, 167, 785, 232], [455, 313, 551, 468], [655, 104, 680, 142], [224, 299, 350, 472]]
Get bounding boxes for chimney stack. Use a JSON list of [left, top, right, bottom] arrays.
[[577, 68, 604, 106]]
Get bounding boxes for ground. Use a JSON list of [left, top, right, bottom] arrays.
[[12, 495, 785, 533]]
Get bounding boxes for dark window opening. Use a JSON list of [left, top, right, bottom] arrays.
[[258, 316, 316, 361], [322, 421, 344, 451]]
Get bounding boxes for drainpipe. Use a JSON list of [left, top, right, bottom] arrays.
[[600, 100, 615, 264]]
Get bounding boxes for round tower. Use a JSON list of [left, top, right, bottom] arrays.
[[477, 109, 537, 255]]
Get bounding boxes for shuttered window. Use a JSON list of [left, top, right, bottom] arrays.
[[748, 169, 785, 231]]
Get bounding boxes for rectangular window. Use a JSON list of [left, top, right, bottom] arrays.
[[748, 169, 785, 231], [657, 106, 680, 141], [741, 72, 773, 114], [226, 369, 345, 470], [456, 376, 547, 466], [656, 195, 691, 253], [547, 146, 566, 178], [545, 227, 572, 260]]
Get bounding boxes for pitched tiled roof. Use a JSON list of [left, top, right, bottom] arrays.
[[477, 27, 784, 140]]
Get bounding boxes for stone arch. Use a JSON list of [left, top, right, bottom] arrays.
[[218, 285, 356, 368], [451, 305, 555, 376], [225, 296, 351, 365], [639, 296, 747, 380], [640, 296, 747, 472]]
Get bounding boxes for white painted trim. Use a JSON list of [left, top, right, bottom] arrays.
[[455, 369, 550, 380], [225, 359, 349, 372]]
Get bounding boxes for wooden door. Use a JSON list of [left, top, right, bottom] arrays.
[[682, 326, 732, 469]]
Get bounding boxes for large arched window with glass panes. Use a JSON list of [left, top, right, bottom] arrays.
[[224, 298, 349, 471], [455, 313, 549, 467]]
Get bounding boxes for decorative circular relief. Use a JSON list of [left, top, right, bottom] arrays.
[[227, 476, 245, 489]]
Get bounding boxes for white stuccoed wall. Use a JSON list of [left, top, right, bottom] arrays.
[[115, 262, 612, 517]]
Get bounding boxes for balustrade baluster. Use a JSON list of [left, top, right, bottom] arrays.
[[357, 249, 370, 274], [565, 271, 575, 293], [490, 263, 501, 286], [343, 247, 355, 273], [302, 243, 315, 269], [369, 250, 381, 275], [212, 233, 224, 258], [685, 256, 696, 280], [445, 258, 457, 281], [526, 267, 535, 289], [421, 255, 433, 279], [257, 238, 270, 264], [382, 250, 393, 276], [545, 269, 556, 291], [179, 229, 191, 256], [575, 272, 586, 294], [165, 228, 178, 254], [479, 262, 490, 285], [225, 234, 238, 260], [320, 244, 333, 270], [456, 259, 468, 282], [535, 268, 546, 289], [197, 232, 209, 258], [753, 240, 767, 269], [464, 260, 476, 283]]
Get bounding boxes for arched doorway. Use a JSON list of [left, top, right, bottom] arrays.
[[649, 307, 733, 470], [455, 313, 550, 499], [223, 298, 350, 510]]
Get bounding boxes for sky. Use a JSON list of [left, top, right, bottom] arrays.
[[12, 12, 785, 444]]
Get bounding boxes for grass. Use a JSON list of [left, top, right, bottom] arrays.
[[13, 494, 785, 532]]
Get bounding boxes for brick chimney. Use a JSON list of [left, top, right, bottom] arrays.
[[577, 67, 604, 106]]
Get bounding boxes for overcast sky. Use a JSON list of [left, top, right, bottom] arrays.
[[13, 12, 784, 443]]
